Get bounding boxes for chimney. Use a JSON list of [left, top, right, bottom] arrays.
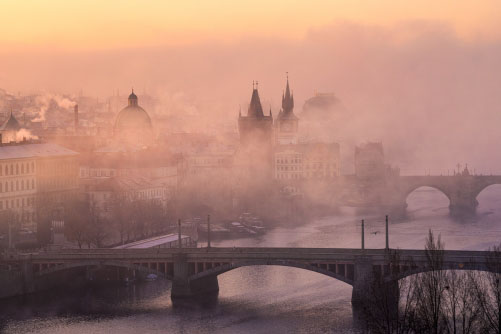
[[74, 104, 79, 132]]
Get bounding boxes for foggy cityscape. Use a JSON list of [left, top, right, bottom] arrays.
[[0, 1, 500, 333]]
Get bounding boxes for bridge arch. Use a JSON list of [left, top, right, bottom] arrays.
[[404, 185, 451, 204], [475, 183, 501, 205], [188, 260, 354, 286], [386, 263, 500, 282], [35, 260, 172, 280]]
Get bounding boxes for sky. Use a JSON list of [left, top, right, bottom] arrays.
[[1, 1, 501, 173], [1, 1, 501, 50]]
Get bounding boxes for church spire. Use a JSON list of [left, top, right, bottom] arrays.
[[282, 73, 294, 114]]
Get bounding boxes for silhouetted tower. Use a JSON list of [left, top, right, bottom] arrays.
[[238, 82, 273, 148], [275, 74, 299, 145]]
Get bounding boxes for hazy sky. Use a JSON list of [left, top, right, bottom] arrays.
[[1, 1, 501, 50], [2, 1, 501, 173]]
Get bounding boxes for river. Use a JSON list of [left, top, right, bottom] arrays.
[[1, 186, 501, 333]]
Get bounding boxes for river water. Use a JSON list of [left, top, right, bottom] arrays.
[[1, 187, 501, 333]]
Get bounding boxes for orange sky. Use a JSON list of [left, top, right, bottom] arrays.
[[1, 0, 501, 50]]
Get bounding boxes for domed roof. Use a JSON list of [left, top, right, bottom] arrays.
[[114, 90, 152, 134]]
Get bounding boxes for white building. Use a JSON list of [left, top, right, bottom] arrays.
[[274, 143, 340, 180]]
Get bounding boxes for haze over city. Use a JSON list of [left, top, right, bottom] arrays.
[[0, 1, 500, 333]]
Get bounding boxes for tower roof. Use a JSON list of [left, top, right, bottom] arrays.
[[0, 111, 21, 131], [128, 89, 138, 106], [247, 85, 265, 118], [281, 75, 294, 115]]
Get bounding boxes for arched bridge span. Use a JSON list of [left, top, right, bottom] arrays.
[[2, 248, 498, 305], [34, 259, 172, 280], [188, 260, 354, 286]]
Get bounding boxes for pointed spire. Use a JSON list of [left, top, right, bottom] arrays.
[[247, 82, 264, 117], [282, 73, 294, 114]]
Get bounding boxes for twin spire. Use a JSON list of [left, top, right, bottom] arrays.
[[243, 74, 293, 118]]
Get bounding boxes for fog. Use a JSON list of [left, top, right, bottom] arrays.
[[1, 20, 501, 173]]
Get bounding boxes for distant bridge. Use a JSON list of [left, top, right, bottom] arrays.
[[1, 247, 499, 306], [280, 174, 501, 216]]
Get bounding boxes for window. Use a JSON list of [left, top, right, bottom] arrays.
[[21, 164, 24, 174], [16, 164, 19, 175]]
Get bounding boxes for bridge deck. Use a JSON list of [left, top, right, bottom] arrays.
[[4, 247, 493, 266]]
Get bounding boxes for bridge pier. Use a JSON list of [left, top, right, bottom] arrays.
[[171, 253, 219, 299], [352, 256, 400, 322], [449, 196, 478, 217], [351, 255, 373, 306], [21, 259, 34, 294]]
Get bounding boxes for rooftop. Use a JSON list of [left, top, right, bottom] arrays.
[[0, 143, 78, 160]]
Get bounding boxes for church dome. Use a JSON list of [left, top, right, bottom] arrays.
[[114, 90, 153, 134]]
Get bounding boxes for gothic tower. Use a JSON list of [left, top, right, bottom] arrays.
[[275, 75, 299, 145], [238, 82, 274, 148]]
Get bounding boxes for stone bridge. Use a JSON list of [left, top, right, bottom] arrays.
[[280, 175, 501, 216], [391, 175, 501, 215], [1, 247, 498, 306]]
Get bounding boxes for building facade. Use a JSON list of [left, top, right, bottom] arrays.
[[274, 143, 341, 180], [0, 142, 79, 230]]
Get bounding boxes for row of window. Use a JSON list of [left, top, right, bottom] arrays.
[[38, 178, 76, 190], [0, 161, 35, 177], [278, 166, 302, 171], [0, 196, 35, 210], [38, 162, 76, 175], [0, 178, 36, 193], [276, 164, 338, 171], [81, 169, 117, 178], [277, 159, 302, 164], [276, 172, 339, 179]]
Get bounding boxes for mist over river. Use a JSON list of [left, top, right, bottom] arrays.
[[1, 186, 501, 334]]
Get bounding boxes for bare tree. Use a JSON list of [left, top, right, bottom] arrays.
[[443, 270, 482, 334], [472, 244, 501, 334], [409, 230, 448, 333], [63, 198, 90, 249], [109, 194, 132, 245], [85, 203, 109, 248]]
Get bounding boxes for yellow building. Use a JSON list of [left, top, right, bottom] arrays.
[[0, 142, 78, 230]]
